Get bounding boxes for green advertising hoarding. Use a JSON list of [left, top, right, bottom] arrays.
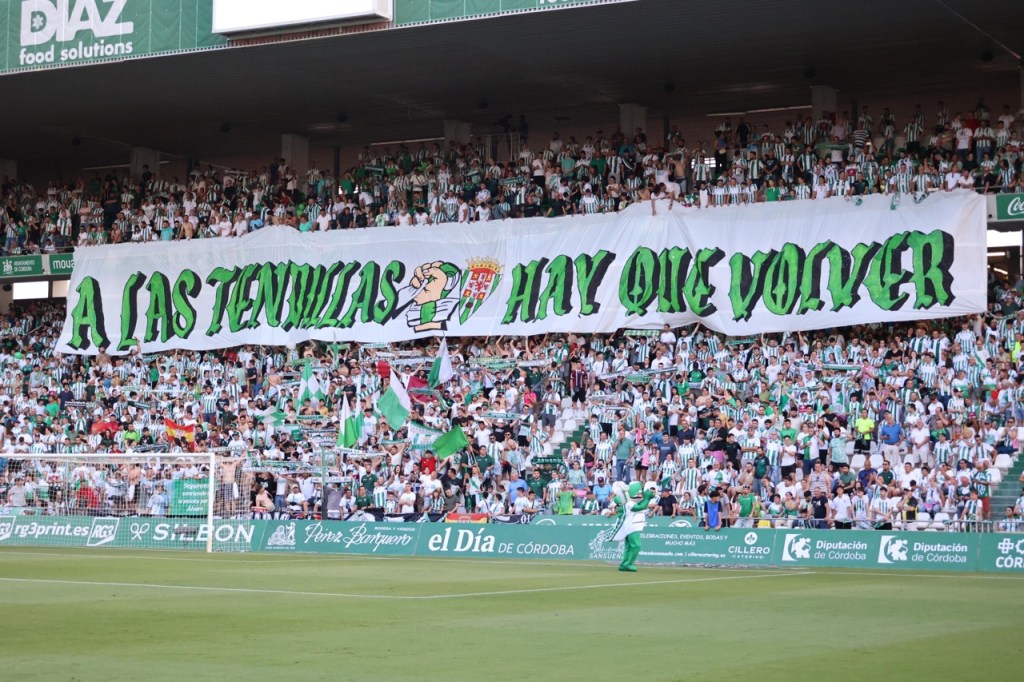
[[1, 0, 226, 75], [993, 194, 1024, 221], [48, 253, 74, 275], [1, 514, 1021, 573], [977, 534, 1024, 572], [394, 0, 636, 25], [0, 253, 71, 279], [0, 255, 43, 278]]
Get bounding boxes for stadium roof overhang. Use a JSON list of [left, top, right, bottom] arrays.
[[1, 0, 1022, 173]]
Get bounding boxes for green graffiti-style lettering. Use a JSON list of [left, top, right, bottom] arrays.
[[205, 267, 238, 335], [761, 243, 804, 315], [728, 251, 773, 322], [907, 230, 955, 308], [825, 242, 880, 311], [249, 262, 290, 328], [502, 259, 548, 324], [296, 265, 328, 328], [305, 263, 342, 328], [683, 248, 723, 316], [535, 255, 573, 321], [227, 264, 260, 333], [619, 247, 658, 316], [375, 261, 405, 324], [67, 277, 109, 352], [797, 241, 834, 314], [574, 250, 615, 316], [657, 247, 691, 313], [117, 272, 145, 352], [281, 263, 313, 331], [172, 270, 200, 338], [319, 261, 360, 328], [339, 262, 380, 328], [866, 232, 911, 311], [143, 272, 174, 343]]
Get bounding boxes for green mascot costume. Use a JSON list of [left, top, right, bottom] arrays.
[[608, 481, 656, 572]]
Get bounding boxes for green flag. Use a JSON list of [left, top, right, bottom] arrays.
[[257, 409, 287, 426], [337, 398, 359, 448], [378, 372, 411, 430], [299, 362, 325, 405], [433, 425, 469, 458], [427, 338, 454, 388]]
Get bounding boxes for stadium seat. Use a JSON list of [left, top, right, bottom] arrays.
[[850, 454, 866, 471], [989, 468, 1002, 484], [869, 454, 883, 470], [560, 408, 575, 419], [555, 420, 565, 432], [542, 443, 553, 455], [562, 418, 577, 432], [551, 431, 566, 445], [994, 453, 1014, 472], [914, 512, 932, 531], [931, 512, 950, 531], [560, 398, 573, 410]]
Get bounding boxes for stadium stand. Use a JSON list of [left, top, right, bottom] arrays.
[[1, 99, 1021, 252], [1, 286, 1022, 531]]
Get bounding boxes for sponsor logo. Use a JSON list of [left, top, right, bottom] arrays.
[[1001, 196, 1024, 218], [0, 515, 15, 542], [878, 535, 908, 563], [782, 534, 811, 561], [994, 537, 1024, 569], [266, 522, 296, 548], [49, 256, 74, 274], [725, 530, 770, 558], [587, 527, 622, 561], [784, 534, 872, 563], [86, 517, 119, 547], [127, 520, 254, 545], [424, 526, 577, 558], [18, 0, 136, 67], [667, 518, 696, 528]]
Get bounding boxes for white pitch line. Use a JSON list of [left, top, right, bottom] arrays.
[[813, 570, 1024, 581], [0, 549, 746, 571], [0, 550, 340, 564], [0, 571, 814, 601], [414, 570, 815, 599]]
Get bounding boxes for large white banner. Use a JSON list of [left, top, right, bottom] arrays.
[[57, 191, 987, 355]]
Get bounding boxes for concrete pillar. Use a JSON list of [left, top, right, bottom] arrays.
[[0, 282, 12, 314], [0, 159, 16, 180], [810, 86, 838, 122], [1018, 66, 1024, 130], [619, 103, 647, 141], [129, 147, 160, 181], [281, 134, 309, 175], [443, 120, 472, 145]]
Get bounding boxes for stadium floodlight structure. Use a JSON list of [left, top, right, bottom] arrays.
[[0, 452, 254, 553]]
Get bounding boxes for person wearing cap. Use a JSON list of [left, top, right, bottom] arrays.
[[592, 475, 613, 508]]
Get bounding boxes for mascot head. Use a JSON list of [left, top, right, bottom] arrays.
[[628, 482, 642, 498]]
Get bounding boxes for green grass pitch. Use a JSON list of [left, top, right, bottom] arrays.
[[1, 547, 1021, 682]]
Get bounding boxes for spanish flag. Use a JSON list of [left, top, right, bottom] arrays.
[[164, 418, 195, 443]]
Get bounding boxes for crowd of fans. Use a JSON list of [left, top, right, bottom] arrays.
[[1, 99, 1022, 254], [0, 289, 1022, 531]]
